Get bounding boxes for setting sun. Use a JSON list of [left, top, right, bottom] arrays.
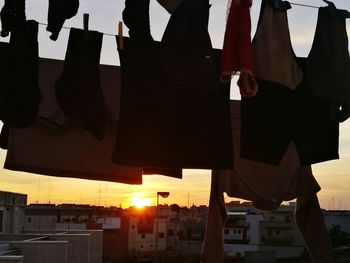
[[130, 193, 153, 208]]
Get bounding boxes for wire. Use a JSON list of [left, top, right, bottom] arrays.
[[289, 2, 320, 9], [38, 21, 117, 37]]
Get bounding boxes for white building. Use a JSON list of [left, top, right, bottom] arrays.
[[0, 191, 27, 234]]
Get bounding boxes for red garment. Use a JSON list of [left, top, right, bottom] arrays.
[[221, 0, 255, 94]]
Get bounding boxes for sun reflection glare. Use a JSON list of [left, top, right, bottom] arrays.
[[130, 192, 153, 208]]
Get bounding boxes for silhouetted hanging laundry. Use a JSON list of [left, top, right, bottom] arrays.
[[5, 58, 143, 184], [160, 0, 218, 92], [55, 28, 106, 140], [221, 0, 255, 85], [112, 0, 233, 169], [308, 3, 350, 122], [46, 0, 79, 41], [241, 1, 340, 166], [0, 0, 26, 37], [201, 100, 333, 263], [0, 20, 41, 129], [0, 124, 9, 149], [122, 0, 154, 47], [156, 0, 184, 13], [253, 0, 303, 90], [241, 58, 339, 166]]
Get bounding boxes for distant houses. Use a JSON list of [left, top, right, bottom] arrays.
[[0, 190, 350, 262]]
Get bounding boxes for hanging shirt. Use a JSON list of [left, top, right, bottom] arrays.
[[201, 100, 333, 263], [307, 5, 350, 122], [5, 58, 143, 185], [252, 0, 303, 90], [241, 58, 339, 166], [241, 1, 340, 166], [112, 0, 234, 169]]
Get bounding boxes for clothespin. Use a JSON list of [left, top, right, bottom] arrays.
[[83, 13, 89, 39], [118, 21, 124, 50]]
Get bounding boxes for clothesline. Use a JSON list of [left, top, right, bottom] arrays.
[[289, 2, 319, 9], [37, 22, 116, 37], [35, 1, 326, 38]]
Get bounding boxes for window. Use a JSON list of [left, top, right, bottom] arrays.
[[158, 232, 165, 238], [131, 225, 135, 229], [27, 217, 32, 223], [237, 229, 241, 235], [224, 229, 229, 235], [276, 230, 280, 235], [168, 229, 174, 236], [141, 234, 146, 239], [141, 245, 144, 249]]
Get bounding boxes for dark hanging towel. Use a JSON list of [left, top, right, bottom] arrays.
[[112, 0, 234, 169], [307, 4, 350, 122], [0, 0, 26, 37], [46, 0, 80, 41], [55, 28, 106, 140], [0, 20, 41, 129], [5, 58, 143, 185]]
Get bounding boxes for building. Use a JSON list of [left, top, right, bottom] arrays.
[[0, 190, 103, 263], [0, 191, 27, 234], [25, 203, 122, 262], [224, 202, 305, 260]]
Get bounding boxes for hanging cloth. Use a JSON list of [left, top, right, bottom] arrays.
[[55, 28, 106, 140], [201, 100, 333, 263], [221, 0, 255, 80], [4, 58, 143, 185], [241, 1, 339, 166], [307, 4, 350, 122], [0, 0, 26, 37], [156, 0, 184, 14], [252, 0, 303, 90], [241, 57, 339, 166], [112, 0, 234, 169], [0, 20, 41, 129], [46, 0, 79, 41]]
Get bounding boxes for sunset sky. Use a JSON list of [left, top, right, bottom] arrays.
[[0, 0, 350, 209]]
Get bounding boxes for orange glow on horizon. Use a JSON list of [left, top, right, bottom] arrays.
[[129, 192, 153, 208]]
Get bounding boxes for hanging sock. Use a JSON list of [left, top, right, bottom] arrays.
[[55, 28, 106, 140], [46, 0, 79, 41], [122, 0, 154, 47], [0, 20, 41, 129], [0, 0, 26, 37]]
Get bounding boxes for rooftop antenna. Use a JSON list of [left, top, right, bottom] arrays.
[[187, 192, 190, 208], [36, 176, 41, 203], [98, 183, 101, 207]]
